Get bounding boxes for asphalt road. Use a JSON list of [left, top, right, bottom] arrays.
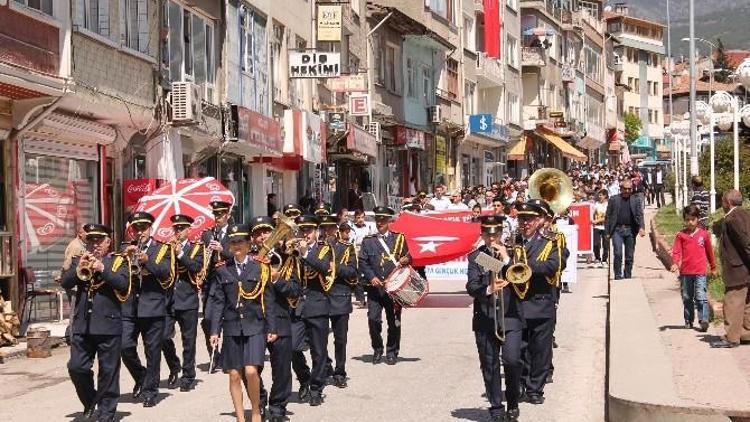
[[0, 266, 607, 422]]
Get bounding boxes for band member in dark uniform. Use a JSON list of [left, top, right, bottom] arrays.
[[358, 206, 411, 365], [161, 214, 202, 391], [208, 224, 278, 422], [328, 222, 358, 388], [290, 214, 313, 402], [515, 200, 569, 405], [120, 212, 173, 408], [251, 216, 302, 422], [466, 216, 522, 422], [63, 224, 129, 422], [199, 200, 234, 371], [297, 214, 333, 406]]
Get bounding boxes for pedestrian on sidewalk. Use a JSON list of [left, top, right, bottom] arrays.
[[690, 176, 710, 228], [592, 189, 609, 268], [604, 179, 645, 280], [670, 205, 717, 332], [712, 190, 750, 348]]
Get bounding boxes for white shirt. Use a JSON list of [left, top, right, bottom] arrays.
[[429, 196, 452, 211], [176, 239, 189, 259], [656, 170, 663, 184], [351, 223, 374, 248], [447, 202, 469, 210], [234, 256, 250, 275]]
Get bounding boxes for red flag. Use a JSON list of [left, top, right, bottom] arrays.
[[391, 212, 481, 267], [484, 0, 501, 59]]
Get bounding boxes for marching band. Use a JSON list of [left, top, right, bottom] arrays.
[[64, 168, 572, 422]]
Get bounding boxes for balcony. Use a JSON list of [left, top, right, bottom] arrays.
[[522, 47, 547, 67], [520, 0, 562, 22], [560, 10, 583, 31], [475, 52, 505, 88]]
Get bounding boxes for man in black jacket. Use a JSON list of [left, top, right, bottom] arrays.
[[605, 180, 645, 280], [64, 224, 130, 422]]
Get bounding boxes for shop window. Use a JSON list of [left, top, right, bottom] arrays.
[[23, 154, 99, 290]]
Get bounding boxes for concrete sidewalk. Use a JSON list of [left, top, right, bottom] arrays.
[[608, 209, 750, 421]]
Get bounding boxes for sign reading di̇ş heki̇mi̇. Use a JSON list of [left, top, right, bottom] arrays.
[[289, 52, 340, 78]]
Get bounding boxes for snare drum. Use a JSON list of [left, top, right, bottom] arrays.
[[384, 266, 429, 307]]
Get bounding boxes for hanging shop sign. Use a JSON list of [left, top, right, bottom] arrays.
[[435, 135, 447, 176], [346, 124, 378, 158], [327, 74, 368, 92], [328, 112, 346, 132], [317, 4, 342, 42], [349, 94, 370, 116], [289, 51, 341, 78], [394, 126, 426, 150]]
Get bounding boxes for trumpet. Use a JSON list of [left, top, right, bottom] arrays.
[[126, 237, 147, 277], [76, 252, 95, 281]]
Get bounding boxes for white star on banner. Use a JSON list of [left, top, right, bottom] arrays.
[[414, 236, 459, 254]]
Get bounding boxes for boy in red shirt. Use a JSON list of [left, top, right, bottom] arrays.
[[671, 205, 717, 332]]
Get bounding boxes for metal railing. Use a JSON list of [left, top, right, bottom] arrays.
[[521, 47, 547, 67]]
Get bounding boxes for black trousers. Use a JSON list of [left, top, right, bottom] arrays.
[[367, 292, 401, 357], [121, 316, 165, 399], [474, 326, 523, 415], [522, 317, 555, 396], [353, 284, 366, 302], [329, 313, 349, 376], [260, 335, 293, 417], [162, 308, 199, 380], [291, 318, 311, 385], [593, 228, 609, 262], [305, 315, 329, 395], [655, 184, 665, 207], [68, 333, 122, 419]]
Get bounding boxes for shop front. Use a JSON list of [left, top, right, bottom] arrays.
[[388, 126, 429, 202], [328, 123, 377, 210]]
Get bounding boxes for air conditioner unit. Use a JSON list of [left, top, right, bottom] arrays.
[[368, 121, 381, 142], [171, 82, 203, 123], [223, 104, 239, 142], [429, 105, 441, 124]]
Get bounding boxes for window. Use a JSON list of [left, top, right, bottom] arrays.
[[654, 110, 659, 124], [628, 106, 634, 114], [464, 16, 475, 52], [507, 36, 518, 68], [76, 0, 111, 38], [240, 6, 268, 111], [444, 59, 459, 98], [634, 78, 640, 93], [374, 35, 384, 85], [579, 0, 600, 19], [464, 81, 475, 115], [164, 2, 215, 93], [648, 109, 654, 123], [406, 58, 417, 98], [507, 0, 518, 10], [350, 0, 360, 16], [585, 45, 602, 83], [13, 0, 53, 16], [384, 44, 399, 93], [427, 0, 457, 25], [422, 66, 433, 104], [508, 93, 520, 124], [120, 0, 149, 54]]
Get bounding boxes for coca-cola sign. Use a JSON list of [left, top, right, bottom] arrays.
[[123, 179, 161, 211]]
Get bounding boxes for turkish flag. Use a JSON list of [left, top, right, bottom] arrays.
[[391, 212, 481, 267]]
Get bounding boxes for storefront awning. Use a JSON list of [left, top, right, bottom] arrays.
[[536, 130, 587, 161], [507, 138, 527, 161]]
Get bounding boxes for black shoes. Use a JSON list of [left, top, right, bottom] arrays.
[[179, 378, 194, 392], [711, 339, 740, 348], [167, 373, 179, 389], [685, 321, 693, 329], [298, 383, 311, 402], [372, 350, 383, 364], [82, 405, 96, 420], [505, 407, 520, 421], [385, 355, 397, 365], [526, 394, 545, 405], [268, 415, 285, 422], [309, 395, 323, 406], [333, 375, 347, 388], [132, 381, 143, 398], [142, 396, 157, 408], [699, 320, 709, 332], [490, 414, 505, 422]]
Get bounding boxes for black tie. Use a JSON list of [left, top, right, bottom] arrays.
[[239, 263, 246, 273]]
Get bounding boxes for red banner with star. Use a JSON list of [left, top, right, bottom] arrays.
[[391, 212, 481, 267]]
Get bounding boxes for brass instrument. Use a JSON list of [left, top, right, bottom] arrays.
[[528, 167, 575, 216], [127, 237, 147, 277], [489, 244, 506, 343], [76, 252, 95, 281], [257, 215, 298, 258], [505, 230, 532, 286]]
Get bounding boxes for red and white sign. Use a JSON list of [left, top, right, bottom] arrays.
[[349, 94, 370, 116], [346, 124, 377, 158], [568, 203, 593, 254], [237, 106, 283, 155], [327, 74, 368, 92], [123, 179, 161, 212], [394, 126, 427, 150], [391, 212, 481, 267]]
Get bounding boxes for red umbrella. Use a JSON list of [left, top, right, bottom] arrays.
[[391, 212, 481, 267], [135, 177, 235, 242], [24, 183, 74, 252]]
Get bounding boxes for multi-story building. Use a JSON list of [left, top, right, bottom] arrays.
[[605, 4, 665, 161]]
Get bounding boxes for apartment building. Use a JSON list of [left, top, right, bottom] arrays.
[[605, 4, 665, 160]]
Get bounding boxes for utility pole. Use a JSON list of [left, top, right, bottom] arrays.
[[688, 0, 699, 177]]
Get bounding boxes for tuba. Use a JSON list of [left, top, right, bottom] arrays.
[[257, 215, 299, 272], [528, 168, 575, 216]]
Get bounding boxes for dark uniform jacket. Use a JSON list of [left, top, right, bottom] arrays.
[[329, 240, 358, 316], [209, 258, 278, 337], [358, 231, 411, 299], [62, 254, 130, 336], [605, 194, 645, 236], [466, 245, 523, 333], [171, 241, 203, 311], [121, 238, 173, 319], [300, 242, 334, 318], [519, 232, 569, 319], [265, 251, 302, 337], [720, 207, 750, 288], [199, 226, 234, 302]]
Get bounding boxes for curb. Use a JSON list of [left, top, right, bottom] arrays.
[[0, 337, 66, 364]]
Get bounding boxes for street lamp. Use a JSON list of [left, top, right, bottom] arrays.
[[710, 91, 740, 190]]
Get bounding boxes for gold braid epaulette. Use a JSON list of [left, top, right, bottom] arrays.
[[237, 263, 269, 315], [159, 243, 175, 290], [114, 254, 132, 303], [279, 257, 299, 308]]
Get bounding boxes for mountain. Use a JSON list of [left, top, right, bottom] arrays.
[[605, 0, 750, 60]]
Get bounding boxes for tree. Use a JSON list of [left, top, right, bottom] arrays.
[[713, 38, 733, 83], [698, 136, 750, 200], [623, 112, 642, 144]]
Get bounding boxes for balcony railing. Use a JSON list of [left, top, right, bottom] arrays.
[[0, 233, 15, 277], [521, 47, 547, 67], [475, 52, 505, 88]]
